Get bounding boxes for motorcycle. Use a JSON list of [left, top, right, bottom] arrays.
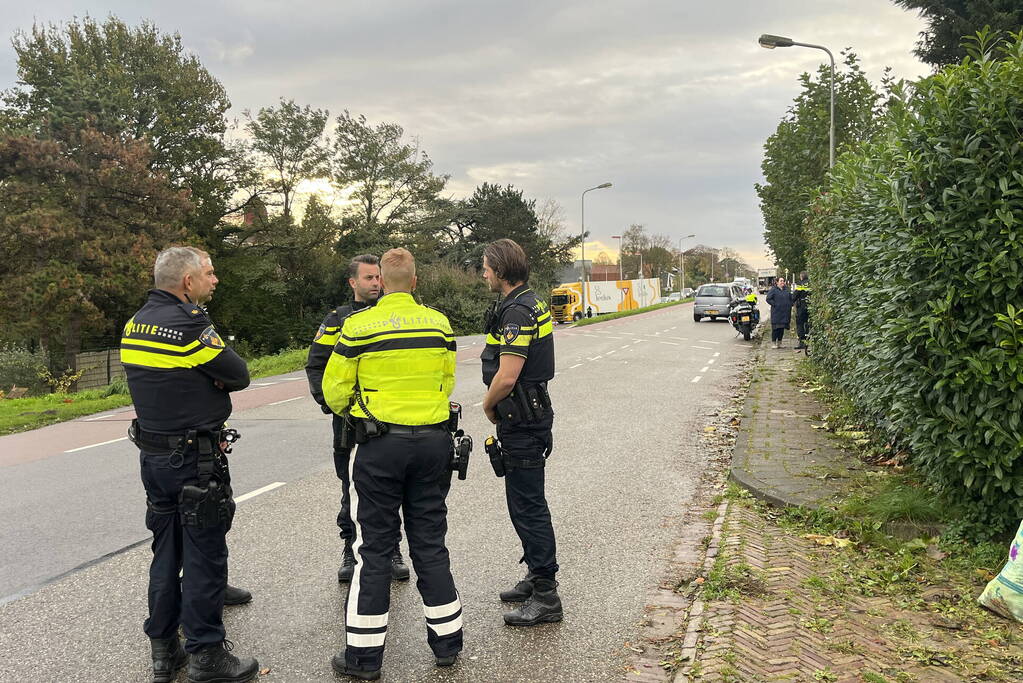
[[728, 297, 759, 341]]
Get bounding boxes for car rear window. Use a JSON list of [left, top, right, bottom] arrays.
[[698, 286, 728, 297]]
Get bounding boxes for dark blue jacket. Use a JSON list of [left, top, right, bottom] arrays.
[[766, 285, 793, 327]]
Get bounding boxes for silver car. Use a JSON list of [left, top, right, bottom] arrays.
[[693, 283, 742, 322]]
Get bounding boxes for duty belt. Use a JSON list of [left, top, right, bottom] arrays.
[[381, 422, 448, 435], [130, 421, 220, 455]]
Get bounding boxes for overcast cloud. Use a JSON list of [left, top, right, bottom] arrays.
[[0, 1, 929, 267]]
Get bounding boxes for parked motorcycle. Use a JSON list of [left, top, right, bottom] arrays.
[[728, 297, 759, 341]]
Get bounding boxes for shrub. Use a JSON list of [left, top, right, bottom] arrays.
[[0, 344, 49, 395], [808, 34, 1023, 532], [415, 263, 492, 335]]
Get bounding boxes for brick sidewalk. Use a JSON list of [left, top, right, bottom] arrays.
[[676, 502, 973, 682]]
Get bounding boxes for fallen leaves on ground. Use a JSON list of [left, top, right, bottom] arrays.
[[802, 533, 855, 548]]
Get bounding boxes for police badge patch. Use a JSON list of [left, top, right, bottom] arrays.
[[313, 324, 326, 342], [503, 323, 520, 344], [199, 325, 226, 349]]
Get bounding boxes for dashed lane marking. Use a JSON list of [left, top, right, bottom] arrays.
[[620, 345, 630, 350], [606, 350, 617, 355], [472, 401, 483, 407], [691, 346, 713, 350], [65, 437, 129, 453], [659, 341, 679, 346], [268, 396, 303, 406], [83, 413, 115, 421], [708, 359, 716, 365], [588, 355, 603, 361], [713, 352, 721, 357], [570, 363, 582, 369], [700, 366, 709, 373], [691, 376, 703, 383], [698, 340, 721, 345], [250, 382, 277, 387], [277, 377, 303, 381], [235, 482, 286, 503]]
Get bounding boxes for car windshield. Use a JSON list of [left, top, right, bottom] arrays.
[[551, 295, 569, 305], [698, 286, 729, 297]]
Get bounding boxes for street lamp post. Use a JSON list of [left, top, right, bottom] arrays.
[[758, 33, 835, 168], [611, 235, 623, 281], [678, 233, 695, 293], [580, 182, 612, 316]]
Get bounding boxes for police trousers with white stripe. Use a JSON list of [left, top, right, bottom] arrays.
[[345, 427, 462, 670]]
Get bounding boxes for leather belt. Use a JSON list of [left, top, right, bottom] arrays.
[[383, 422, 448, 435]]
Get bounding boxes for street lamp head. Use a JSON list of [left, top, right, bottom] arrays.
[[597, 182, 612, 189], [685, 233, 695, 239], [759, 34, 794, 49], [611, 234, 621, 239]]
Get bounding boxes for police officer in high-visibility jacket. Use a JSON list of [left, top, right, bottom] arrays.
[[323, 248, 462, 680], [793, 272, 811, 350], [305, 254, 410, 584], [121, 246, 258, 683], [480, 238, 562, 627]]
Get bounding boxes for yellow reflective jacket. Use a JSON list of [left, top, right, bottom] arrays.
[[323, 292, 456, 425]]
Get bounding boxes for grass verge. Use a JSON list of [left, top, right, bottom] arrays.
[[572, 297, 692, 327], [0, 347, 309, 436]]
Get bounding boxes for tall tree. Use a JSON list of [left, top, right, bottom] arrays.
[[893, 1, 1023, 68], [3, 16, 235, 245], [331, 111, 449, 249], [755, 52, 884, 274], [0, 128, 190, 370], [446, 183, 577, 292], [244, 98, 329, 223]]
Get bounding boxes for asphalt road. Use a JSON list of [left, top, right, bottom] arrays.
[[0, 302, 756, 682]]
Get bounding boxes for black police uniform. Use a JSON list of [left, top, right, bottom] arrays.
[[794, 280, 811, 344], [322, 293, 462, 676], [121, 289, 249, 652], [482, 285, 558, 579]]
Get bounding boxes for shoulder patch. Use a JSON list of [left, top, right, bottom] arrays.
[[313, 323, 327, 342], [503, 323, 521, 344], [199, 325, 225, 349]]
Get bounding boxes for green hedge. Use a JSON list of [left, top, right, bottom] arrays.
[[809, 36, 1023, 531]]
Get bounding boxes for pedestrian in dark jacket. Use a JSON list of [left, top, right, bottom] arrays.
[[766, 277, 793, 348]]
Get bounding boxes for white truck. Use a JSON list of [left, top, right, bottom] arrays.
[[550, 278, 661, 322], [757, 268, 777, 294]]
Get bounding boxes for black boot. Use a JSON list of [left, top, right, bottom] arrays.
[[503, 577, 563, 627], [187, 640, 259, 683], [330, 652, 381, 680], [223, 584, 252, 606], [499, 572, 536, 602], [150, 636, 188, 683], [390, 547, 410, 581], [338, 543, 356, 583]]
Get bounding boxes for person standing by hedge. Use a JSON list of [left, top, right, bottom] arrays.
[[793, 272, 811, 350], [766, 277, 793, 349]]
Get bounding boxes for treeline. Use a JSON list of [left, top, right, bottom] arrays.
[[0, 17, 579, 373]]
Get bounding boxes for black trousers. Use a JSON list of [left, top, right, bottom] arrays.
[[497, 415, 558, 578], [344, 428, 461, 671], [139, 447, 231, 652], [332, 414, 402, 548], [796, 308, 810, 341], [771, 326, 786, 343]]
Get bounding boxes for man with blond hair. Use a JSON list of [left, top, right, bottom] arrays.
[[323, 248, 463, 680]]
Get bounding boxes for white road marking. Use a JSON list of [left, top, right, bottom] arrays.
[[588, 355, 603, 361], [634, 339, 647, 344], [700, 366, 709, 373], [698, 340, 721, 345], [620, 345, 630, 350], [713, 352, 721, 357], [458, 345, 470, 350], [235, 482, 286, 503], [570, 363, 583, 369], [65, 437, 129, 453], [659, 341, 679, 346], [708, 359, 716, 365], [268, 396, 303, 406], [691, 346, 713, 350], [83, 413, 115, 421], [672, 337, 689, 341], [472, 401, 483, 407], [606, 350, 617, 355], [251, 382, 276, 387], [691, 376, 703, 383], [277, 377, 303, 381]]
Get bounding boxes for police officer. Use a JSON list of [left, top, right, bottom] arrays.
[[793, 272, 811, 350], [121, 246, 258, 683], [305, 254, 410, 584], [323, 248, 462, 680], [480, 238, 563, 627]]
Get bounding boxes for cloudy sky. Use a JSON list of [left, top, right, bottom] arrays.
[[0, 1, 929, 268]]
